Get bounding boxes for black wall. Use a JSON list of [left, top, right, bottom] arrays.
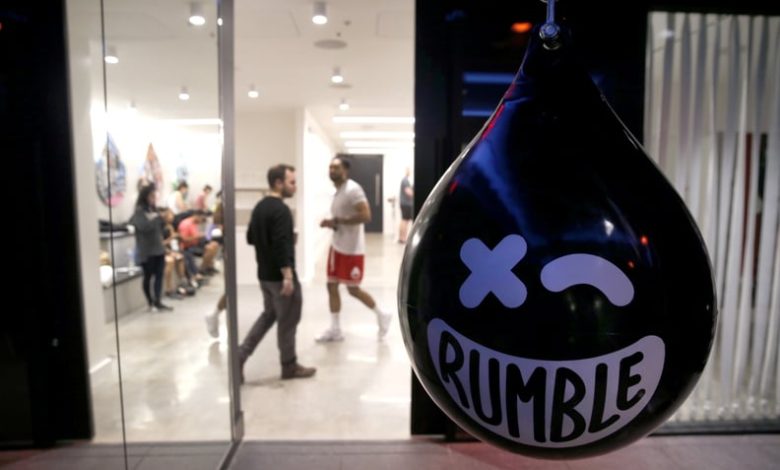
[[412, 0, 780, 437], [1, 0, 92, 445]]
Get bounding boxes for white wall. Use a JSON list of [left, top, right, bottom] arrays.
[[89, 111, 223, 224], [234, 109, 298, 285], [297, 110, 338, 283], [232, 109, 412, 283], [66, 0, 110, 371]]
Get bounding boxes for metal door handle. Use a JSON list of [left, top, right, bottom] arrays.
[[375, 174, 380, 205]]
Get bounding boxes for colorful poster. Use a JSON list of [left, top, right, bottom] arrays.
[[95, 133, 126, 207], [143, 143, 164, 201]]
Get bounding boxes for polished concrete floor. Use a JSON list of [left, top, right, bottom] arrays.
[[90, 233, 409, 443]]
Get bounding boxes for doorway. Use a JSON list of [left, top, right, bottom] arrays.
[[339, 153, 384, 234]]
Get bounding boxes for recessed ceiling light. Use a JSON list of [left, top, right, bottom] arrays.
[[331, 66, 344, 83], [104, 46, 119, 64], [333, 116, 415, 124], [189, 2, 206, 26], [312, 2, 328, 25], [179, 87, 190, 101], [339, 99, 349, 111], [340, 131, 414, 139], [248, 85, 259, 99]]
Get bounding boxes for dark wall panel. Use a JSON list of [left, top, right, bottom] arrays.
[[1, 0, 92, 446]]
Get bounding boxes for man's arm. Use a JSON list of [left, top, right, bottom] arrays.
[[269, 205, 295, 295], [334, 201, 371, 225]]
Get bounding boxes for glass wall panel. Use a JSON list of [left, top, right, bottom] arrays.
[[646, 12, 780, 428], [65, 0, 127, 446], [100, 0, 231, 446]]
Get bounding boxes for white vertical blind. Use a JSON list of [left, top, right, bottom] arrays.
[[647, 12, 780, 424]]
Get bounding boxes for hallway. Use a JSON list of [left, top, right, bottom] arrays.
[[89, 234, 409, 443]]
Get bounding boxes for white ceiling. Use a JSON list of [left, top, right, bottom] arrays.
[[235, 0, 414, 147], [99, 0, 414, 147]]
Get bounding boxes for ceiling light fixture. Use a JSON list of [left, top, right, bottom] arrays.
[[312, 2, 328, 25], [333, 116, 415, 124], [217, 18, 223, 26], [339, 99, 350, 111], [331, 66, 344, 84], [188, 2, 206, 26], [104, 46, 119, 64], [179, 87, 190, 101], [340, 131, 414, 139], [248, 85, 259, 99]]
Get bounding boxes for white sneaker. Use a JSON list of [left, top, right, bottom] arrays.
[[315, 328, 344, 343], [205, 313, 219, 338], [378, 312, 393, 340]]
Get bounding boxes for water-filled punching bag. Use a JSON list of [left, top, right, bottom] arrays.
[[398, 14, 717, 460]]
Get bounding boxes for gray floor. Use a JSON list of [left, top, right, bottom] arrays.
[[88, 233, 409, 442], [5, 235, 779, 469], [5, 434, 777, 469], [231, 434, 780, 469], [0, 442, 230, 470]]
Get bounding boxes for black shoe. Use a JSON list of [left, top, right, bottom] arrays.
[[155, 302, 173, 311], [281, 363, 317, 380]]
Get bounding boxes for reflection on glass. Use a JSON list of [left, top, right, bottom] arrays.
[[99, 0, 229, 443]]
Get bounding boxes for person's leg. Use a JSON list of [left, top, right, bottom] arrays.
[[141, 259, 154, 309], [317, 247, 345, 342], [273, 280, 315, 379], [164, 255, 175, 293], [201, 241, 219, 269], [400, 219, 411, 243], [152, 255, 171, 310], [345, 251, 391, 339], [327, 282, 341, 314], [183, 248, 198, 277], [346, 285, 376, 309], [205, 293, 226, 338], [238, 283, 277, 380], [175, 254, 186, 278], [315, 281, 344, 342]]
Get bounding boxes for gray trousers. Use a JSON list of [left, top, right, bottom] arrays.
[[239, 279, 302, 366]]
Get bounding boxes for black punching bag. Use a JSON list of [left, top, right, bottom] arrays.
[[398, 21, 717, 459]]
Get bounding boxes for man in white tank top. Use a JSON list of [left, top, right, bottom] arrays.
[[316, 156, 392, 342]]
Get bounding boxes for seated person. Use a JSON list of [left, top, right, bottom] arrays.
[[161, 208, 189, 297], [178, 211, 220, 278]]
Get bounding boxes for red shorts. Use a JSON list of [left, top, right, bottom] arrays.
[[327, 248, 364, 285]]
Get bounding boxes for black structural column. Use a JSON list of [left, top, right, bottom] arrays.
[[1, 0, 93, 446]]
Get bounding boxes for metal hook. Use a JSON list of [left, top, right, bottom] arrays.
[[539, 0, 561, 50]]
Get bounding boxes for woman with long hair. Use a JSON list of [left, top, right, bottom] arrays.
[[130, 183, 173, 312]]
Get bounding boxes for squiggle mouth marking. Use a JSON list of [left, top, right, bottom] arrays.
[[427, 319, 665, 448]]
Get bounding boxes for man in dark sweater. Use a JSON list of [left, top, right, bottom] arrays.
[[238, 164, 316, 381]]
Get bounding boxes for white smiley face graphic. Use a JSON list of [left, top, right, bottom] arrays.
[[426, 235, 666, 448]]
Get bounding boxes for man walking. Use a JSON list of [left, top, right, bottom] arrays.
[[317, 156, 392, 342], [239, 164, 316, 381]]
